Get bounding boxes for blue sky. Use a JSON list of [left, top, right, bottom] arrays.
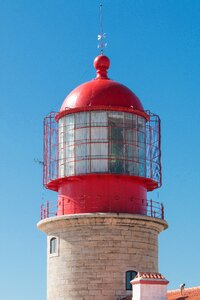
[[0, 1, 200, 299]]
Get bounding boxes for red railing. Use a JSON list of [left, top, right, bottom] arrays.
[[40, 198, 164, 220]]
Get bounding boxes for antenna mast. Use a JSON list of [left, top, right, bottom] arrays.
[[97, 0, 107, 54]]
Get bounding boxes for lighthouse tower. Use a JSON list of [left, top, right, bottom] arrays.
[[38, 55, 167, 300]]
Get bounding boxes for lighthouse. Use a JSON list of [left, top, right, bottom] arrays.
[[38, 54, 168, 300]]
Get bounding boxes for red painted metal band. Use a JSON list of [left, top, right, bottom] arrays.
[[44, 173, 158, 192], [55, 106, 149, 122]]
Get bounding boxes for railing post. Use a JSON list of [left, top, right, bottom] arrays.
[[40, 204, 43, 220], [46, 201, 49, 218], [150, 199, 153, 217], [161, 203, 164, 219], [44, 208, 46, 219]]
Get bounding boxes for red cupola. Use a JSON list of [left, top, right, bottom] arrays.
[[43, 55, 162, 217], [59, 55, 144, 113]]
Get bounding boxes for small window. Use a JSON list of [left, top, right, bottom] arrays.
[[126, 270, 137, 290], [50, 237, 57, 254]]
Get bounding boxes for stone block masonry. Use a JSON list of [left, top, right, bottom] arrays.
[[38, 213, 167, 300]]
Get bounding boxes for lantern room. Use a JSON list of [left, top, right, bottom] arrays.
[[58, 110, 147, 178], [42, 55, 162, 216]]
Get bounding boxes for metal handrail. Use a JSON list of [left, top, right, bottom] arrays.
[[40, 198, 164, 220]]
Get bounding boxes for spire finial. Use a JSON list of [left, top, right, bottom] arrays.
[[97, 0, 107, 54], [94, 55, 110, 79]]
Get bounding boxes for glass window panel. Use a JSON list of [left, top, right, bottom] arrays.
[[58, 118, 64, 130], [108, 111, 123, 126], [125, 160, 134, 175], [91, 111, 108, 126], [132, 114, 137, 130], [133, 162, 139, 176], [50, 238, 57, 254], [110, 126, 124, 141], [139, 163, 145, 177], [91, 159, 108, 172], [65, 128, 74, 145], [126, 129, 132, 143], [139, 132, 145, 144], [76, 144, 90, 159], [75, 112, 90, 128], [66, 161, 74, 176], [65, 114, 74, 130], [59, 147, 65, 160], [91, 143, 108, 158], [91, 127, 107, 141], [126, 129, 137, 143], [133, 131, 137, 143], [59, 164, 65, 177], [66, 145, 74, 159], [139, 148, 146, 162], [109, 159, 124, 174], [109, 142, 124, 158], [126, 271, 137, 290], [108, 112, 124, 141], [146, 160, 151, 178], [76, 160, 90, 174], [126, 145, 134, 159], [124, 113, 132, 128], [133, 147, 139, 161], [59, 131, 64, 142], [138, 116, 145, 132], [76, 128, 90, 142]]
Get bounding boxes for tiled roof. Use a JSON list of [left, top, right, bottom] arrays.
[[167, 286, 200, 300], [136, 272, 165, 279]]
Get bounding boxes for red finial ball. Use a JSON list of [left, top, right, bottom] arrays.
[[94, 55, 110, 79]]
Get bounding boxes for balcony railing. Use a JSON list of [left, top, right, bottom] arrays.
[[40, 198, 164, 220], [43, 111, 161, 188]]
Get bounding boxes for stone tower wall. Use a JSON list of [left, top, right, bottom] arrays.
[[38, 213, 167, 300]]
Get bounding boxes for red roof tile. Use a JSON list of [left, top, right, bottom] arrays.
[[136, 272, 166, 279], [167, 286, 200, 300]]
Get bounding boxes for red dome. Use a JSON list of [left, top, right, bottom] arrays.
[[60, 55, 144, 112]]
